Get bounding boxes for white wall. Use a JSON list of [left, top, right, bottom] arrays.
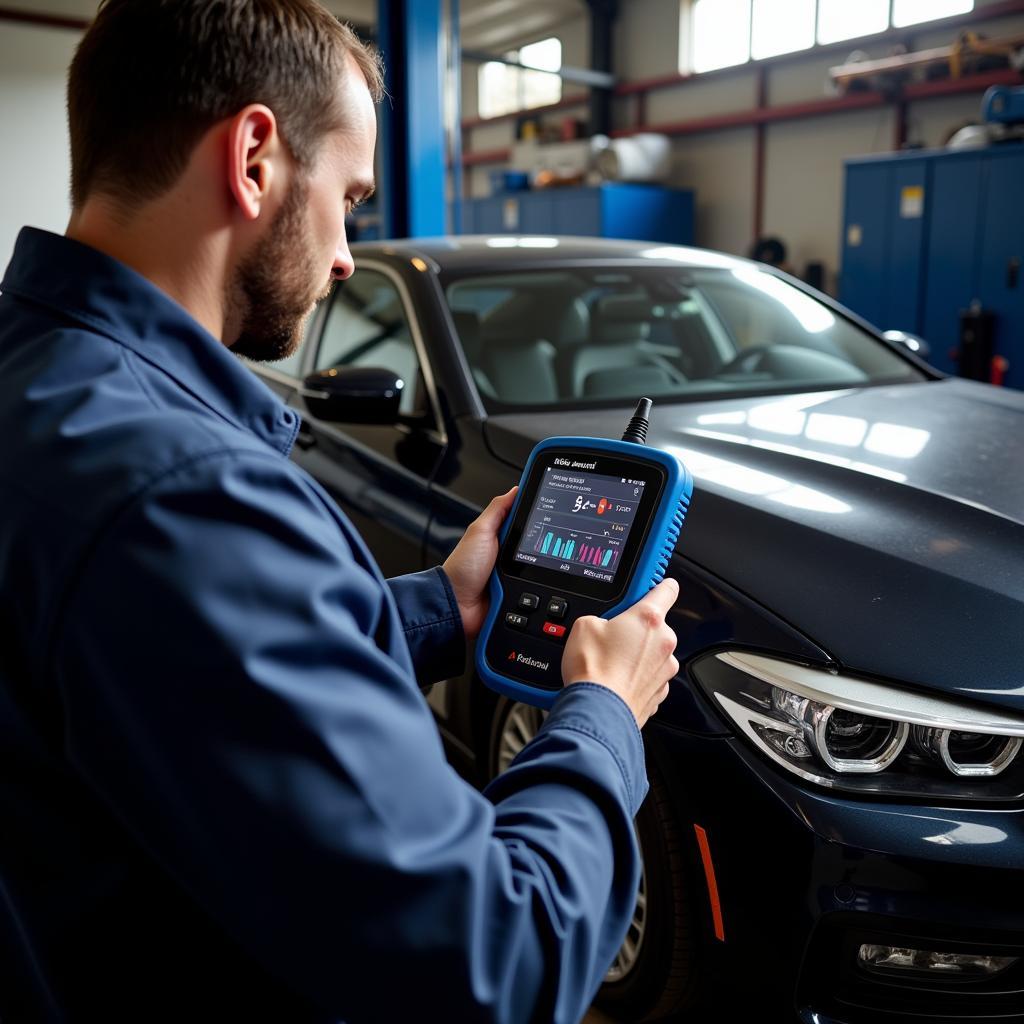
[[461, 0, 1024, 290], [669, 127, 755, 258], [612, 0, 678, 81], [762, 109, 896, 290], [0, 22, 82, 269]]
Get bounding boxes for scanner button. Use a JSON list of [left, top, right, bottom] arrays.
[[518, 593, 540, 611], [546, 597, 568, 619], [505, 612, 528, 629], [542, 621, 566, 638]]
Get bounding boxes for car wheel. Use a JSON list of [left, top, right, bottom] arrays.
[[489, 697, 699, 1022]]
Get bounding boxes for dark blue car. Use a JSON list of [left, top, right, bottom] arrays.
[[251, 236, 1024, 1024]]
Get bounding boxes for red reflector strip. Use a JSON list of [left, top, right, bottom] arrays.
[[693, 823, 725, 942]]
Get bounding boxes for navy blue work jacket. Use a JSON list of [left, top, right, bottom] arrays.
[[0, 228, 647, 1023]]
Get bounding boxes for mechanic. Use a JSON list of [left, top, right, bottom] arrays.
[[0, 2, 679, 1021]]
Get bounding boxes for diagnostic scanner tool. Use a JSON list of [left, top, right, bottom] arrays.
[[476, 399, 693, 709]]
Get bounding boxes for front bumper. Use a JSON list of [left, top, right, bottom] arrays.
[[648, 721, 1024, 1023]]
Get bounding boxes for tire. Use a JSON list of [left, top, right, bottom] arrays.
[[489, 698, 701, 1022]]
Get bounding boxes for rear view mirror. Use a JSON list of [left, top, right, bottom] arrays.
[[300, 366, 404, 424]]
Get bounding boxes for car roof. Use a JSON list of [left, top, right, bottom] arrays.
[[351, 234, 750, 274]]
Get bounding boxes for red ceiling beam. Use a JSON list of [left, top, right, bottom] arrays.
[[458, 66, 1021, 163], [612, 91, 886, 138], [460, 93, 588, 132], [610, 67, 1021, 139], [903, 64, 1022, 99]]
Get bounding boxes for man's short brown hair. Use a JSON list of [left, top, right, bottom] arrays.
[[68, 0, 384, 209]]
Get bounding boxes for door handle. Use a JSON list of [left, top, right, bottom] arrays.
[[1008, 257, 1020, 291]]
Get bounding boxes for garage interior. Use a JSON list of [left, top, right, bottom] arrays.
[[2, 1, 1023, 1022], [4, 0, 1024, 382]]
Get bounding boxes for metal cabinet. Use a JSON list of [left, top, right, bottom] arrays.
[[975, 152, 1024, 383], [840, 156, 930, 338], [841, 145, 1024, 388], [920, 154, 985, 377], [461, 183, 694, 245]]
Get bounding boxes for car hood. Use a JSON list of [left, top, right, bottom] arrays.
[[483, 379, 1024, 709]]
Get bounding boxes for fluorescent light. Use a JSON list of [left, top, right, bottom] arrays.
[[748, 402, 807, 436], [805, 413, 869, 448], [863, 422, 930, 459], [697, 411, 747, 425], [484, 236, 559, 248], [665, 446, 850, 514]]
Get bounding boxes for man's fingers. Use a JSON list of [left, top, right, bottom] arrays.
[[491, 486, 517, 518], [473, 486, 518, 534], [638, 577, 680, 617]]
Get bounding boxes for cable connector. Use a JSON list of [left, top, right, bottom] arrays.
[[621, 397, 652, 445]]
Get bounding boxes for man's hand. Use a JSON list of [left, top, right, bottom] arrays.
[[442, 486, 518, 641], [561, 578, 680, 728]]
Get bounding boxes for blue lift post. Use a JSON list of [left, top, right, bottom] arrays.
[[448, 0, 462, 236], [376, 0, 449, 239]]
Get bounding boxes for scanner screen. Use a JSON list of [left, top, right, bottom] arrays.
[[513, 466, 646, 585]]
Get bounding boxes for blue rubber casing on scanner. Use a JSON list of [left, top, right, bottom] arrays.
[[475, 436, 693, 709]]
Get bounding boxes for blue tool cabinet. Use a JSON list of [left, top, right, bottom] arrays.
[[841, 145, 1024, 388], [461, 183, 694, 246]]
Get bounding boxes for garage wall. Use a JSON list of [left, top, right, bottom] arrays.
[[761, 109, 897, 287], [669, 127, 756, 259], [0, 22, 80, 269], [613, 0, 680, 82], [461, 0, 1024, 293]]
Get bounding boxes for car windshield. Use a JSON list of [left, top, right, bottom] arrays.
[[444, 264, 926, 408]]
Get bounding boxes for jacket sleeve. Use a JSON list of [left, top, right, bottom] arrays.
[[54, 449, 648, 1024], [386, 567, 467, 686]]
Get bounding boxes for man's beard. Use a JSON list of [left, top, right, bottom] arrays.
[[229, 176, 333, 363]]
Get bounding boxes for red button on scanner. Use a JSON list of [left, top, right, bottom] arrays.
[[542, 621, 566, 638]]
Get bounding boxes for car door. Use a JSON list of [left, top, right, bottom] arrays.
[[288, 262, 448, 578]]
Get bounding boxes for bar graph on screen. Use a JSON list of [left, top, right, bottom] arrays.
[[534, 530, 620, 567], [513, 467, 644, 584]]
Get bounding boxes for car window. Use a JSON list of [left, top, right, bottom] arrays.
[[315, 268, 424, 417], [448, 284, 516, 318], [444, 265, 926, 408]]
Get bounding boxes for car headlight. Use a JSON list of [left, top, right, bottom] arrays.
[[693, 650, 1024, 802]]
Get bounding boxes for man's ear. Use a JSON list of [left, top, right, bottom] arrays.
[[227, 104, 281, 222]]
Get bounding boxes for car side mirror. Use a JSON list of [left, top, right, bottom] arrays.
[[300, 366, 404, 425], [883, 330, 931, 360]]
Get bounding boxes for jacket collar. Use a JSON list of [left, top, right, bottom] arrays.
[[1, 227, 299, 455]]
